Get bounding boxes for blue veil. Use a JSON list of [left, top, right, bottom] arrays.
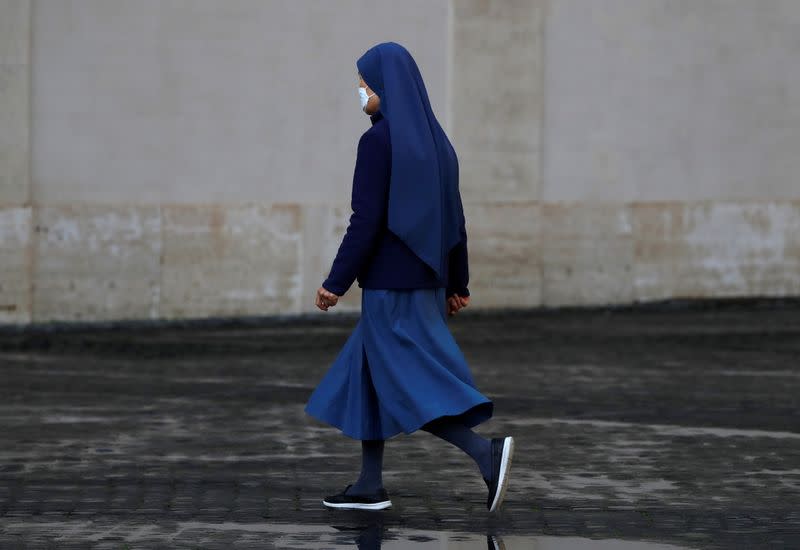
[[356, 41, 464, 281]]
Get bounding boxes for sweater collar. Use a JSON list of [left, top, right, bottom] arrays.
[[370, 110, 384, 125]]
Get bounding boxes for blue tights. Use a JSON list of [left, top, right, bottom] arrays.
[[345, 413, 492, 495]]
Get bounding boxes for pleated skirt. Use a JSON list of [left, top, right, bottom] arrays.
[[304, 286, 494, 440]]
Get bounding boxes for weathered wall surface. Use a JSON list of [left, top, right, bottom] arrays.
[[0, 0, 798, 324], [537, 0, 800, 304], [0, 0, 31, 323], [20, 0, 449, 321], [451, 1, 546, 309], [452, 0, 800, 308]]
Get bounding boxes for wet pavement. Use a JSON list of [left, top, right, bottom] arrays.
[[0, 301, 799, 549]]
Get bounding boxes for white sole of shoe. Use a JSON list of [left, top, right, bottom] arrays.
[[489, 436, 514, 512], [322, 499, 392, 510]]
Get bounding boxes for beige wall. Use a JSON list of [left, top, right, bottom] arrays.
[[0, 0, 32, 323], [1, 0, 799, 324], [454, 0, 800, 308], [31, 0, 450, 205]]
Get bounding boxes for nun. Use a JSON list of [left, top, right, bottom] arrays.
[[304, 41, 514, 513]]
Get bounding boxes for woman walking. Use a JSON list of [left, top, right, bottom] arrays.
[[304, 42, 514, 513]]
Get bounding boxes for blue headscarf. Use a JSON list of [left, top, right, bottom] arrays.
[[357, 41, 464, 281]]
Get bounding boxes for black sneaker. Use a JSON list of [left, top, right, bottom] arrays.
[[483, 436, 515, 512], [322, 483, 392, 510]]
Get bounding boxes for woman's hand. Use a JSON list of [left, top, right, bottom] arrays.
[[447, 293, 470, 316], [316, 287, 340, 311]]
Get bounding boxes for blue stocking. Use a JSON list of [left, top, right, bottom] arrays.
[[420, 414, 492, 481], [345, 438, 385, 495]]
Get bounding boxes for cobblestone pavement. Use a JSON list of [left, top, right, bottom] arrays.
[[0, 302, 798, 549]]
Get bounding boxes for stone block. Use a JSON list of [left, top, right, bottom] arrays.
[[463, 201, 541, 307], [161, 204, 301, 318], [30, 0, 448, 205], [457, 149, 540, 204], [0, 63, 29, 205], [33, 205, 161, 321], [0, 206, 31, 323], [0, 0, 29, 65], [303, 202, 362, 314], [542, 0, 800, 202], [633, 201, 800, 301], [541, 203, 634, 306], [451, 0, 544, 201]]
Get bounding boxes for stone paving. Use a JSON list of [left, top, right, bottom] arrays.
[[0, 301, 799, 548]]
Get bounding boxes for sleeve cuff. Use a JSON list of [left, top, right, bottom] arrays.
[[322, 279, 347, 296], [446, 286, 469, 298]]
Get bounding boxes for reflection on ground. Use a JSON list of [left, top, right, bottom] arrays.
[[0, 519, 697, 549]]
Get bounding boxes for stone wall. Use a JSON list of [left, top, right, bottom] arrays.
[[0, 0, 32, 323], [452, 0, 800, 307], [1, 0, 798, 324]]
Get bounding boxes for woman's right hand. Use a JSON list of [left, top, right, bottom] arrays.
[[447, 294, 469, 316], [316, 286, 340, 311]]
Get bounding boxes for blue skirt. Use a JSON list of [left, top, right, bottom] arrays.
[[304, 286, 493, 440]]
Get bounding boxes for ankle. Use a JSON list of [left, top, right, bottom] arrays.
[[476, 438, 492, 480], [348, 477, 384, 494]]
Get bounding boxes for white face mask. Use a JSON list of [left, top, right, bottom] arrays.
[[358, 86, 376, 112]]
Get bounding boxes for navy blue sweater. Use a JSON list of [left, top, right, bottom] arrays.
[[322, 110, 470, 298]]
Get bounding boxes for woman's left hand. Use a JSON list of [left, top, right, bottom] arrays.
[[316, 287, 340, 311]]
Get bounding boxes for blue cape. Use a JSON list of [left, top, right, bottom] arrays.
[[356, 41, 464, 281]]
